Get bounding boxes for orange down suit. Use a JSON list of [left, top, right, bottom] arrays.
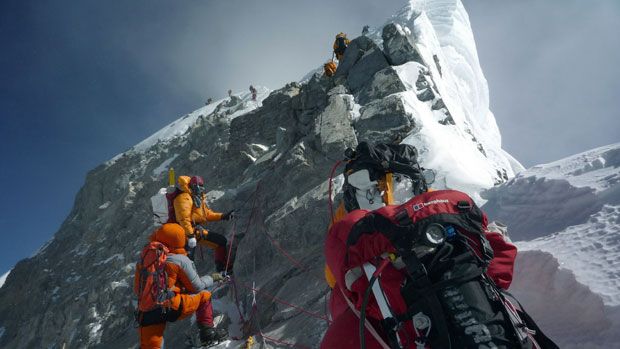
[[135, 224, 216, 349], [174, 175, 223, 244]]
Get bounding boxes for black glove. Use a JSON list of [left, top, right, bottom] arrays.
[[221, 210, 236, 221], [195, 225, 208, 240]]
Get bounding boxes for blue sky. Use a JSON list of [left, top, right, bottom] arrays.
[[1, 0, 619, 275]]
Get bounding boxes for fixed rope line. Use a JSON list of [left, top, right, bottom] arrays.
[[224, 219, 237, 274], [238, 280, 332, 324], [260, 229, 320, 279], [247, 285, 312, 349]]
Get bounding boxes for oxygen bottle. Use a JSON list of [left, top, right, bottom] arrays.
[[168, 167, 175, 187]]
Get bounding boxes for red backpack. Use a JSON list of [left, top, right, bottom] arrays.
[[340, 190, 549, 349], [136, 241, 174, 312]]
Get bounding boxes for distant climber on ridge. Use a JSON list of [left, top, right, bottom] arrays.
[[135, 223, 228, 349], [249, 85, 257, 101], [174, 175, 236, 273], [324, 60, 337, 77], [362, 25, 369, 36], [333, 32, 350, 61]]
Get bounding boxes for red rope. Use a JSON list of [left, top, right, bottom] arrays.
[[249, 283, 318, 349], [224, 220, 237, 275], [239, 281, 333, 324], [328, 160, 344, 224], [259, 332, 312, 349], [263, 230, 323, 281], [243, 184, 323, 281], [229, 276, 246, 323]]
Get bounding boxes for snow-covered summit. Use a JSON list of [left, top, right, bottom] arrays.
[[357, 0, 523, 202], [377, 0, 509, 153]]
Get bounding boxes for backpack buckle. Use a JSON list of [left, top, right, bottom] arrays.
[[481, 237, 494, 262], [456, 200, 472, 211], [395, 209, 412, 226]]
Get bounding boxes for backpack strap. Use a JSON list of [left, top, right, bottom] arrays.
[[339, 287, 391, 349], [502, 291, 559, 349], [399, 252, 452, 349]]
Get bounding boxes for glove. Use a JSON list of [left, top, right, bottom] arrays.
[[195, 225, 208, 240], [221, 210, 236, 221], [211, 272, 225, 282], [187, 237, 197, 249]]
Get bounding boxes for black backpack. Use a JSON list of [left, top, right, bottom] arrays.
[[334, 36, 348, 55], [342, 142, 428, 211]]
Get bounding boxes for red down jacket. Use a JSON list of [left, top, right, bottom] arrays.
[[321, 190, 518, 349]]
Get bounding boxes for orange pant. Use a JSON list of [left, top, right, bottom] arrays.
[[139, 291, 212, 349]]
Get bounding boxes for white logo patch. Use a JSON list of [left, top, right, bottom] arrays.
[[412, 199, 449, 211]]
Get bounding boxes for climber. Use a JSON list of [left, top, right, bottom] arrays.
[[174, 175, 236, 273], [333, 32, 350, 61], [228, 89, 233, 98], [324, 60, 337, 77], [324, 141, 433, 320], [362, 25, 370, 36], [321, 190, 557, 349], [135, 223, 228, 349], [249, 85, 257, 101], [320, 142, 556, 348]]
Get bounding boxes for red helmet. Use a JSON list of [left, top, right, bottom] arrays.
[[189, 176, 205, 195]]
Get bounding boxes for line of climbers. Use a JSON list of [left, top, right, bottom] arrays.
[[206, 85, 258, 106], [135, 171, 236, 348], [320, 141, 558, 349]]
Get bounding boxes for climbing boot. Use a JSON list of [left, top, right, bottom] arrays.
[[198, 323, 228, 347]]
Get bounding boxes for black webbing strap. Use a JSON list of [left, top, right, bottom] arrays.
[[400, 252, 452, 349]]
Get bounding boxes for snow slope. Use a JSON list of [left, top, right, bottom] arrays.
[[483, 143, 620, 240], [519, 204, 620, 306], [0, 270, 9, 289], [107, 86, 271, 165], [484, 143, 620, 347]]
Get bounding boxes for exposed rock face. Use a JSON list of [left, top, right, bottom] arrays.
[[0, 2, 518, 348], [382, 23, 422, 66]]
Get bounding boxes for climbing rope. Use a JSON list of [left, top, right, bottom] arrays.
[[239, 280, 332, 324]]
